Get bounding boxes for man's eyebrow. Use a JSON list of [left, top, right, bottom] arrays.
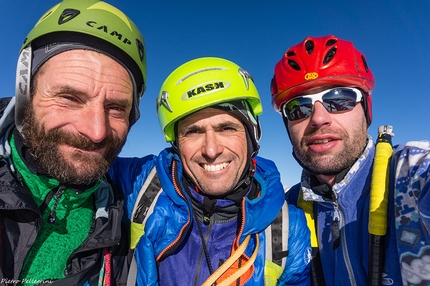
[[179, 123, 202, 132], [55, 86, 132, 105], [56, 86, 87, 97], [181, 120, 243, 131], [215, 121, 243, 129]]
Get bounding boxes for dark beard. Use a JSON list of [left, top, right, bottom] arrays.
[[20, 105, 125, 185]]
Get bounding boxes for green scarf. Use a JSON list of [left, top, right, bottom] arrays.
[[10, 134, 98, 283]]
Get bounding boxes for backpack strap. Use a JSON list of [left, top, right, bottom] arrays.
[[264, 200, 289, 285], [127, 166, 163, 285], [265, 199, 289, 267]]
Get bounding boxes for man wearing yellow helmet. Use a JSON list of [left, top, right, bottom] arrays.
[[110, 57, 311, 285], [0, 0, 146, 284]]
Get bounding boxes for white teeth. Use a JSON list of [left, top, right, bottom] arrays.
[[313, 139, 332, 144], [203, 162, 228, 172]]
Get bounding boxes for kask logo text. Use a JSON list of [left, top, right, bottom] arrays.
[[183, 81, 230, 99]]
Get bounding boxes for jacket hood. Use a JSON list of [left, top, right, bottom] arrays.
[[241, 156, 285, 237]]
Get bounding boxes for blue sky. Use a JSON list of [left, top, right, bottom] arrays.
[[1, 0, 429, 187]]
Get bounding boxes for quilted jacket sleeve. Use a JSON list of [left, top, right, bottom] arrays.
[[277, 204, 311, 285]]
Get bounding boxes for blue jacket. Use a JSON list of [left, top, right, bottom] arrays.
[[110, 148, 311, 285], [287, 137, 430, 285]]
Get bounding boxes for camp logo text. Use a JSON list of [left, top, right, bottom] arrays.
[[183, 81, 230, 100], [304, 72, 318, 80]]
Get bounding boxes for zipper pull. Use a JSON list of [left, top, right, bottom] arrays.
[[202, 196, 216, 225], [203, 215, 211, 225], [332, 193, 340, 250], [48, 186, 66, 224]]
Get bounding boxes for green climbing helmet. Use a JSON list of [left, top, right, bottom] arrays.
[[16, 0, 146, 129], [156, 57, 263, 143]]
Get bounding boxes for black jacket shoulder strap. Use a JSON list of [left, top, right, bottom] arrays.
[[265, 199, 289, 267]]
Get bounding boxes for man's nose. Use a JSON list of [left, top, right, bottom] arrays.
[[308, 101, 332, 128], [75, 106, 108, 143], [201, 131, 223, 159]]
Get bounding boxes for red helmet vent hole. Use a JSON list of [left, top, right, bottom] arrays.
[[286, 50, 295, 57], [305, 40, 314, 54], [362, 55, 369, 73], [288, 59, 301, 71], [325, 39, 337, 46], [323, 46, 337, 64]]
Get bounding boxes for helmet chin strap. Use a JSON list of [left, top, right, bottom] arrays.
[[231, 130, 257, 193], [15, 46, 32, 133]]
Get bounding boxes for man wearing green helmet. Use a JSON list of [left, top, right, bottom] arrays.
[[0, 0, 146, 285], [110, 57, 311, 285]]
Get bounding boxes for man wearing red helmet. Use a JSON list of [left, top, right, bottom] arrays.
[[271, 35, 430, 285]]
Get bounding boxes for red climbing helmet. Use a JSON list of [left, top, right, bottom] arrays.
[[271, 35, 375, 125]]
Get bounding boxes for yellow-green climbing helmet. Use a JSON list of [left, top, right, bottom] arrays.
[[16, 0, 146, 128], [156, 57, 262, 142]]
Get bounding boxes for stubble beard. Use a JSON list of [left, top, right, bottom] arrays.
[[292, 123, 368, 175], [20, 105, 126, 186]]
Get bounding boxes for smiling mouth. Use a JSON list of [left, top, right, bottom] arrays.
[[202, 162, 229, 172]]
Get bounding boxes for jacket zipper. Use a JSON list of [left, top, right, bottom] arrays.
[[332, 198, 340, 250], [193, 213, 216, 286], [332, 193, 356, 285], [47, 186, 66, 224]]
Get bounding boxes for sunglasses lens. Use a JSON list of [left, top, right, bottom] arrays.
[[322, 89, 358, 112], [283, 98, 313, 120], [282, 88, 360, 121]]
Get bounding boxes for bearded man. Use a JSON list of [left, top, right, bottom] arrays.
[[0, 0, 147, 285]]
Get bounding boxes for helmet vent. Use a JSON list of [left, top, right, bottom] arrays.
[[305, 40, 314, 54], [323, 46, 337, 64], [58, 9, 81, 25], [361, 55, 369, 73], [286, 50, 295, 57], [288, 59, 301, 71], [325, 39, 337, 46]]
